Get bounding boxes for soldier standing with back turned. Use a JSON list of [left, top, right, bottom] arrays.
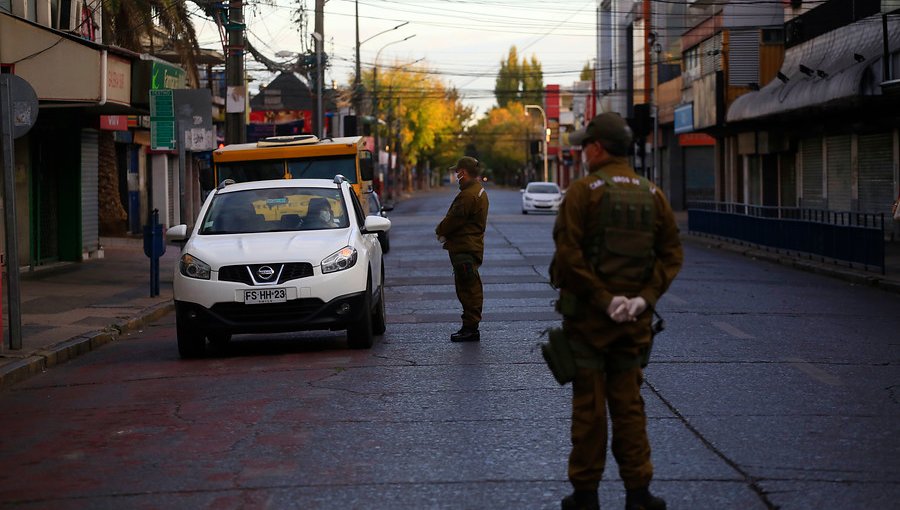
[[436, 156, 490, 342], [551, 113, 683, 510]]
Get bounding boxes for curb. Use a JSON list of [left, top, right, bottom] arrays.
[[682, 233, 900, 295], [0, 300, 175, 391]]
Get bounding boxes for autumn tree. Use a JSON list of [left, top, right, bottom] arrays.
[[494, 46, 544, 108], [466, 103, 530, 186], [362, 62, 473, 194]]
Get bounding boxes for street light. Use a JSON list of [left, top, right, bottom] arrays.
[[354, 20, 410, 134], [373, 34, 416, 198], [525, 104, 548, 182]]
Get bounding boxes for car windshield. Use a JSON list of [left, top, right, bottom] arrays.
[[527, 184, 559, 194], [199, 187, 349, 234]]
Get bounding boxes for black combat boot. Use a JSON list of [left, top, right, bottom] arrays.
[[450, 326, 480, 342], [624, 486, 666, 510], [561, 489, 600, 510]]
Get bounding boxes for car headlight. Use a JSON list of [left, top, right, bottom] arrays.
[[180, 254, 211, 280], [321, 246, 358, 274]]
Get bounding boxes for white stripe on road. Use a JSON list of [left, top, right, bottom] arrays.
[[711, 321, 755, 339], [785, 358, 843, 386]]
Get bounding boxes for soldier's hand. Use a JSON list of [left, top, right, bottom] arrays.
[[625, 297, 647, 321], [607, 296, 630, 323]]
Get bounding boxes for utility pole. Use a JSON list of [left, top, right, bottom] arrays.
[[354, 0, 361, 135], [225, 0, 246, 144], [314, 0, 325, 137]]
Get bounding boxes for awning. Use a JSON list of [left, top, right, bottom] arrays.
[[727, 16, 899, 123]]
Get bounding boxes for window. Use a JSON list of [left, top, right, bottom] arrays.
[[200, 187, 348, 234], [761, 28, 784, 44], [287, 155, 358, 183]]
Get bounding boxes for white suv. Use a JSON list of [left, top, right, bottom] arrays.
[[166, 176, 391, 358]]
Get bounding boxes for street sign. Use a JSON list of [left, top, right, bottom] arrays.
[[0, 74, 38, 350], [0, 74, 39, 139], [150, 89, 176, 150]]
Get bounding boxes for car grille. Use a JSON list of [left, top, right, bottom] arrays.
[[218, 263, 314, 285], [211, 298, 325, 323]]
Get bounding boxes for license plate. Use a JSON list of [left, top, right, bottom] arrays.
[[244, 288, 287, 304]]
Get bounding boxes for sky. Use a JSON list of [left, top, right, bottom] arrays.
[[190, 0, 599, 117]]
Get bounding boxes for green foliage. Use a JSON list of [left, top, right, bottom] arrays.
[[494, 46, 543, 108]]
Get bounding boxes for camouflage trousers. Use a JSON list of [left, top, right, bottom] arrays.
[[450, 252, 483, 329]]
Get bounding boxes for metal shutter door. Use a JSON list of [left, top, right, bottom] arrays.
[[728, 30, 759, 86], [857, 132, 894, 214], [685, 146, 715, 203], [81, 129, 99, 253], [779, 152, 797, 207], [826, 135, 851, 211], [801, 137, 825, 208]]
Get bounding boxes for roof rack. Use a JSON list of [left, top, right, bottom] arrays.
[[256, 134, 319, 147]]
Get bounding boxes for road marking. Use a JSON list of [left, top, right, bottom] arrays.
[[711, 321, 755, 339], [786, 358, 843, 386]]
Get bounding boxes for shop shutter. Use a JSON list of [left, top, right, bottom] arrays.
[[779, 152, 797, 207], [728, 30, 759, 86], [826, 135, 852, 211], [857, 132, 894, 214], [685, 146, 715, 203], [800, 136, 825, 208], [81, 129, 99, 253]]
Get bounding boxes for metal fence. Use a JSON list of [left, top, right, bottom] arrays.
[[687, 202, 886, 273]]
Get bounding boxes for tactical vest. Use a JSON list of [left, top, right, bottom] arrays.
[[583, 170, 657, 288]]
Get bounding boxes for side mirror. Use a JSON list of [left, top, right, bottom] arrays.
[[363, 215, 391, 233], [359, 150, 374, 182], [166, 224, 189, 243]]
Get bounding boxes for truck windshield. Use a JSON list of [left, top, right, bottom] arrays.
[[287, 155, 357, 183]]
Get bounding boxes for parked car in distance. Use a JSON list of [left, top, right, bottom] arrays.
[[521, 181, 563, 214], [165, 176, 391, 358], [367, 191, 393, 253]]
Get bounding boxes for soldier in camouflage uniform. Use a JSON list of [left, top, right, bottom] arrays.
[[551, 113, 683, 510], [436, 157, 490, 342]]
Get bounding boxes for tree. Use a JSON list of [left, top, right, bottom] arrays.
[[362, 62, 473, 193], [493, 47, 543, 108], [580, 61, 593, 81], [101, 0, 201, 86], [466, 103, 529, 186]]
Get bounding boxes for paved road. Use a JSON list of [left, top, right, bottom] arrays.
[[0, 186, 898, 509]]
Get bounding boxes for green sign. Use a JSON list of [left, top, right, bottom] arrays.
[[150, 90, 176, 150], [151, 61, 187, 90]]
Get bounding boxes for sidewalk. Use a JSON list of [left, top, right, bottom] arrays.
[[1, 221, 898, 391], [0, 237, 177, 389]]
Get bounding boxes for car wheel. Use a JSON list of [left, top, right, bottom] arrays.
[[176, 308, 206, 359], [347, 279, 375, 349], [371, 268, 386, 335], [380, 232, 391, 254], [522, 209, 528, 214]]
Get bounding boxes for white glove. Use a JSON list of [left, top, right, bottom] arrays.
[[625, 297, 647, 321], [606, 296, 630, 323]]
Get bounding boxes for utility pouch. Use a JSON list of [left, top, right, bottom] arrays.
[[450, 253, 478, 283], [540, 328, 578, 385], [640, 310, 665, 369]]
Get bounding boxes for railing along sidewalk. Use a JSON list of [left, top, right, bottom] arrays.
[[687, 202, 886, 274]]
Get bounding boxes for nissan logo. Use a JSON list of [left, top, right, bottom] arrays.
[[256, 266, 275, 280]]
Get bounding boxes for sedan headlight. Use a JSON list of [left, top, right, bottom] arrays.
[[180, 253, 211, 280], [321, 246, 358, 274]]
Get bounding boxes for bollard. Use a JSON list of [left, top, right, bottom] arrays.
[[143, 209, 166, 297]]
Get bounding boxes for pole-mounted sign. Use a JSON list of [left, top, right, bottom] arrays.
[[0, 74, 39, 350]]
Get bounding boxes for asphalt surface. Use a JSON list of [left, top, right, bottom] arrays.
[[0, 186, 898, 509]]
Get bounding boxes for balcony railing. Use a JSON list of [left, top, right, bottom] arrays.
[[687, 202, 886, 273]]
